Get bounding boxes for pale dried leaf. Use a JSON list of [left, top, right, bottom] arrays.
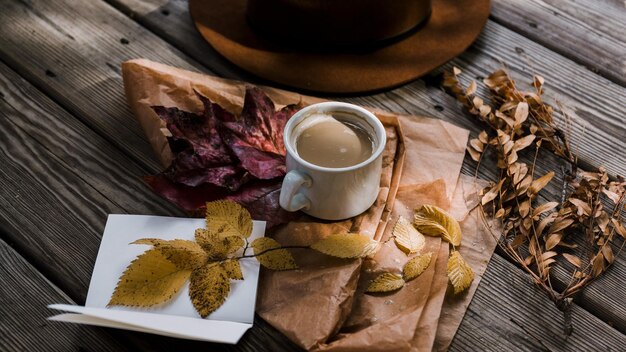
[[514, 102, 529, 126], [189, 263, 230, 318], [536, 212, 557, 235], [469, 138, 484, 152], [529, 171, 555, 195], [414, 205, 462, 246], [611, 218, 626, 238], [467, 146, 481, 162], [366, 273, 405, 293], [393, 216, 426, 254], [602, 245, 615, 264], [447, 251, 474, 294], [562, 253, 581, 268], [548, 218, 574, 234], [545, 232, 562, 250], [478, 131, 489, 144], [532, 202, 559, 219], [205, 200, 253, 238], [251, 237, 297, 270], [402, 252, 432, 281], [592, 253, 605, 277], [513, 135, 536, 152], [482, 179, 505, 205], [602, 189, 621, 204], [311, 233, 379, 258], [519, 200, 531, 218], [568, 198, 591, 216], [466, 80, 477, 95], [109, 249, 191, 307]]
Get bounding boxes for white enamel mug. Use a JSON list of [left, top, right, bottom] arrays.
[[279, 102, 386, 220]]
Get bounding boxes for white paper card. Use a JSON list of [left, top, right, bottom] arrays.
[[49, 214, 266, 344]]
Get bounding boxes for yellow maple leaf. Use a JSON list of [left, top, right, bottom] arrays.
[[366, 273, 405, 293], [108, 249, 191, 307], [222, 259, 243, 280], [310, 233, 379, 258], [251, 237, 297, 270], [447, 250, 474, 294], [402, 252, 432, 281], [132, 238, 207, 270], [205, 200, 252, 238], [189, 263, 230, 318], [195, 228, 244, 260], [414, 205, 462, 246], [393, 216, 425, 254]]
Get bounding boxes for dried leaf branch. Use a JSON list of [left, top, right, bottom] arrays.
[[443, 67, 626, 335]]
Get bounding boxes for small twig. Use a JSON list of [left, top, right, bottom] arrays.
[[235, 245, 309, 260], [510, 318, 554, 352]]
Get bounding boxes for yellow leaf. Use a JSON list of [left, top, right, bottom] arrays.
[[132, 238, 207, 270], [528, 171, 554, 195], [222, 259, 243, 280], [366, 273, 405, 293], [189, 263, 230, 318], [414, 205, 462, 246], [402, 252, 432, 281], [195, 228, 244, 259], [393, 216, 425, 254], [251, 237, 298, 270], [447, 251, 474, 294], [109, 249, 190, 307], [311, 233, 380, 258], [205, 200, 252, 238]]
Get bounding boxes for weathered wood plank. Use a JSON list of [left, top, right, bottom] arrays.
[[0, 60, 183, 299], [0, 60, 298, 352], [491, 0, 626, 86], [103, 0, 626, 179], [0, 0, 211, 172], [450, 254, 626, 351], [0, 238, 133, 351]]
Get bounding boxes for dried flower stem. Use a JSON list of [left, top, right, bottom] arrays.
[[443, 67, 626, 335]]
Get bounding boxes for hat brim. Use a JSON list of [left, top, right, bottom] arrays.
[[189, 0, 490, 94]]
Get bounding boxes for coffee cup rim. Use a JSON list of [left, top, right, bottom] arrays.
[[284, 102, 387, 173]]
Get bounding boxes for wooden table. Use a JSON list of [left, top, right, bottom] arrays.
[[0, 1, 624, 350]]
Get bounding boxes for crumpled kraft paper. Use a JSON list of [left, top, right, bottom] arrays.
[[121, 59, 498, 351]]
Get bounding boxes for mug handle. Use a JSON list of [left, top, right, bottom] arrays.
[[279, 170, 312, 212]]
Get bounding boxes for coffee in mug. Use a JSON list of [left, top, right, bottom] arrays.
[[280, 102, 386, 220], [295, 112, 374, 168]]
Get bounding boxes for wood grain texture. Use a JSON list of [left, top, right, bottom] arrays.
[[492, 0, 626, 86], [0, 238, 133, 351], [450, 254, 626, 351], [0, 0, 623, 350], [0, 0, 211, 173], [0, 60, 184, 299], [104, 0, 626, 179]]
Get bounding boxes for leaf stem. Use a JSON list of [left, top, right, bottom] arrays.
[[234, 245, 310, 260]]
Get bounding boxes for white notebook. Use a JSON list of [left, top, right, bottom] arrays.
[[49, 214, 265, 344]]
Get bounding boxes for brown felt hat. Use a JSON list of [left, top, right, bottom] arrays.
[[189, 0, 490, 94]]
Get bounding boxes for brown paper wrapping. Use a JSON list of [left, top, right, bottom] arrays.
[[122, 59, 498, 351]]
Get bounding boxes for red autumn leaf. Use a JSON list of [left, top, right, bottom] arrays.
[[153, 101, 244, 190], [148, 88, 303, 227], [144, 175, 296, 228], [217, 87, 301, 179]]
